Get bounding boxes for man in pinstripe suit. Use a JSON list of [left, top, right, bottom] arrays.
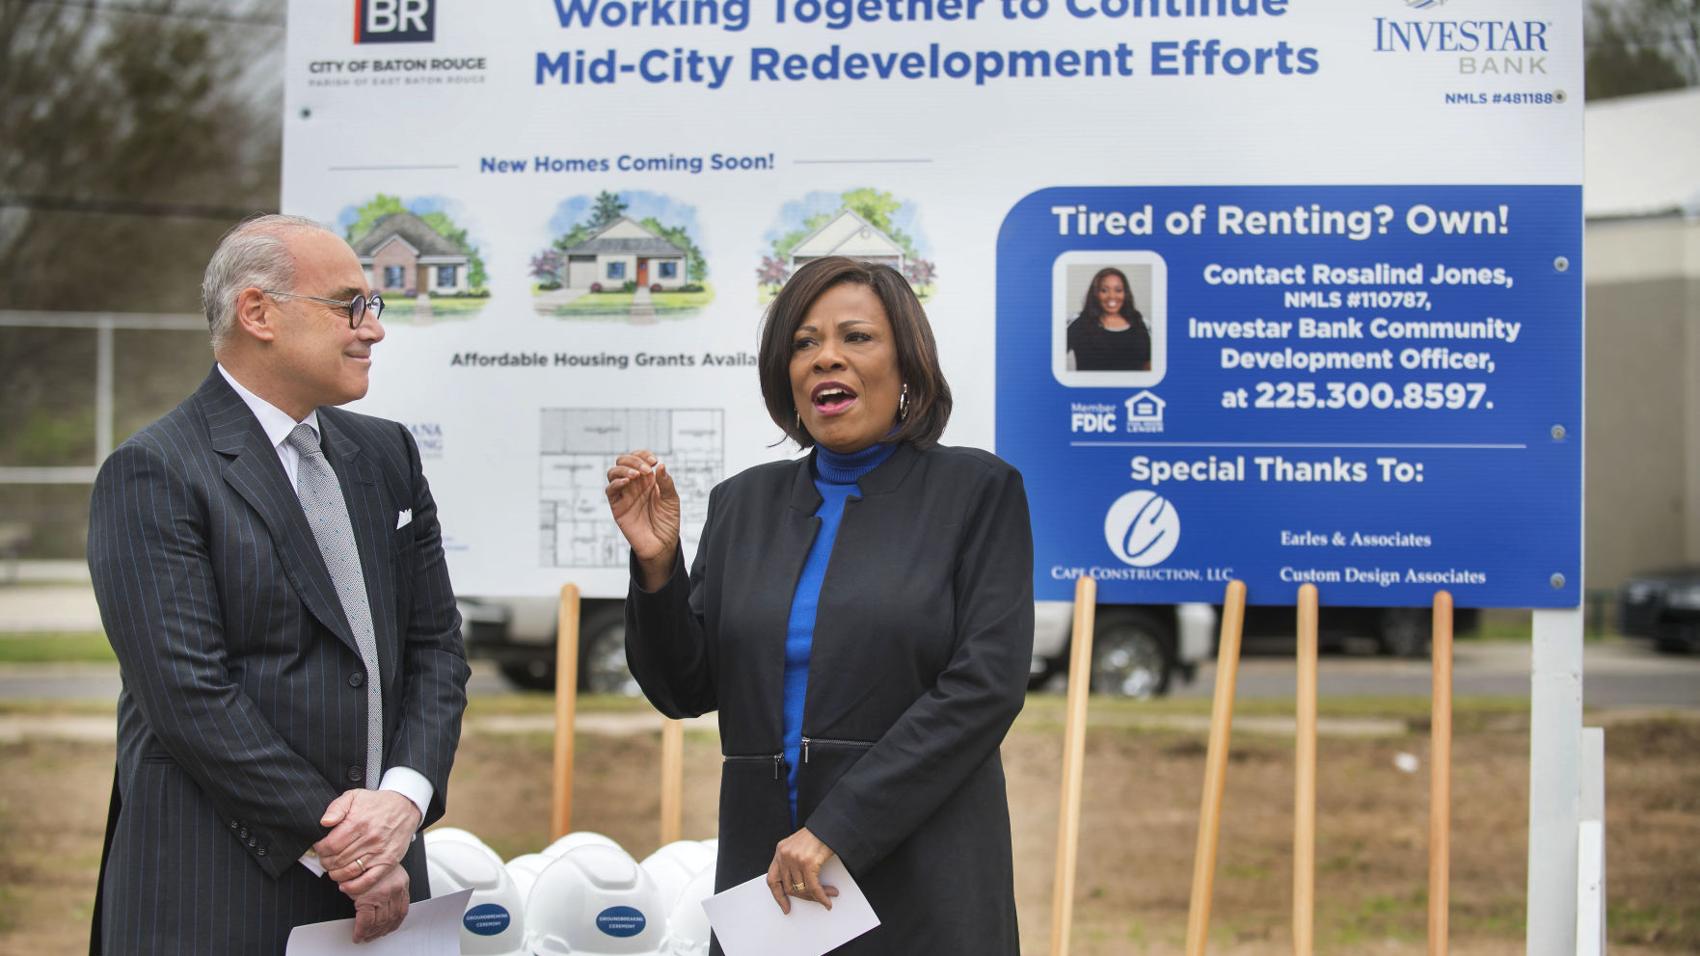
[[86, 215, 470, 953]]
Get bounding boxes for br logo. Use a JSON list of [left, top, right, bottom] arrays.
[[355, 0, 434, 43], [1103, 490, 1180, 567]]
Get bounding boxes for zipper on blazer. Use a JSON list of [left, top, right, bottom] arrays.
[[723, 752, 786, 780], [800, 736, 875, 764]]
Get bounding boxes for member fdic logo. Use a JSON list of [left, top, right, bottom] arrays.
[[355, 0, 435, 43], [1104, 490, 1180, 567]]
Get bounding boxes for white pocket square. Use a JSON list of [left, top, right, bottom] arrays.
[[396, 509, 413, 530]]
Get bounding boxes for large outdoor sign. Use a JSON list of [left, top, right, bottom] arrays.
[[282, 0, 1583, 604]]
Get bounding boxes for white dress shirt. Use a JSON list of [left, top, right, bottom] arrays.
[[216, 365, 433, 872]]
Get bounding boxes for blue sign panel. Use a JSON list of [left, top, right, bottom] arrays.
[[996, 185, 1581, 608]]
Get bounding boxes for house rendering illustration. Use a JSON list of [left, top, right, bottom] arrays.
[[788, 209, 906, 272], [560, 217, 688, 289], [352, 211, 471, 295]]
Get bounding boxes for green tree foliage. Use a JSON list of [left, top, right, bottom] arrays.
[[344, 194, 489, 292], [1585, 0, 1698, 99], [343, 195, 409, 243], [770, 188, 921, 262], [641, 217, 708, 282], [551, 223, 597, 252], [591, 190, 629, 227]]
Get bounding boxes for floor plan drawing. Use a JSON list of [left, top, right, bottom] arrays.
[[539, 408, 724, 567]]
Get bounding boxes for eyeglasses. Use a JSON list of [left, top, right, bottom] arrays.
[[261, 290, 385, 329]]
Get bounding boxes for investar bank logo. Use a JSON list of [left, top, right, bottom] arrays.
[[354, 0, 435, 43]]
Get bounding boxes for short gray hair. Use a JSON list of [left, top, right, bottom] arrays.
[[202, 214, 330, 351]]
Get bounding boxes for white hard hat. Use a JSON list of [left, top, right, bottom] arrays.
[[425, 837, 528, 956], [659, 866, 715, 956], [506, 852, 553, 906], [543, 830, 621, 859], [639, 840, 716, 912], [528, 844, 667, 956], [426, 825, 492, 852]]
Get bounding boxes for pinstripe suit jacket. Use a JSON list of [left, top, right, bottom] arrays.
[[86, 368, 470, 954]]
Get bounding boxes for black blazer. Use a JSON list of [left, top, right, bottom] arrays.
[[627, 442, 1034, 955], [86, 368, 470, 954]]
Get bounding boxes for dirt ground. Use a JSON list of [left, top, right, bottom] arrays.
[[2, 701, 1695, 955]]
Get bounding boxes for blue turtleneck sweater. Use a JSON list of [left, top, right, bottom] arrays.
[[783, 441, 896, 824]]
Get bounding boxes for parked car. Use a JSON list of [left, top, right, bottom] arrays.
[[459, 596, 1216, 699], [1618, 566, 1700, 653]]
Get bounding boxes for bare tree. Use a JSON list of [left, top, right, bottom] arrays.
[[1586, 0, 1700, 100], [0, 0, 285, 312]]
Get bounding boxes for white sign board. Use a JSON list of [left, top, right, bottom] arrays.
[[283, 0, 1583, 598]]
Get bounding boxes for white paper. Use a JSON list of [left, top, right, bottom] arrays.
[[285, 888, 471, 956], [701, 858, 879, 956]]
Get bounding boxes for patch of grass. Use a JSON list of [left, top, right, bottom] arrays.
[[1610, 901, 1697, 946], [0, 632, 114, 663], [1451, 898, 1527, 937], [557, 292, 634, 314], [381, 296, 489, 320], [650, 285, 715, 313], [1324, 890, 1426, 946], [0, 699, 115, 717]]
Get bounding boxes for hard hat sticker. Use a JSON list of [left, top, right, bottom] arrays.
[[596, 906, 648, 938], [463, 903, 511, 936]]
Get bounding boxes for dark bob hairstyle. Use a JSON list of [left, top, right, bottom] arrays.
[[758, 256, 953, 449], [1079, 266, 1142, 328]]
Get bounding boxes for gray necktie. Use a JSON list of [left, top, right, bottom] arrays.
[[286, 423, 382, 789]]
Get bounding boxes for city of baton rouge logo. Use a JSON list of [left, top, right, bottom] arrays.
[[1104, 490, 1180, 567], [354, 0, 435, 43]]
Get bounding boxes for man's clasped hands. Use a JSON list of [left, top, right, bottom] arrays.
[[313, 790, 422, 943]]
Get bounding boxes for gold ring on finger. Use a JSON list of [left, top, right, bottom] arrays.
[[792, 881, 806, 893], [355, 856, 365, 874]]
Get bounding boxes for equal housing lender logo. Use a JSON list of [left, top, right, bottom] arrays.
[[355, 0, 436, 43]]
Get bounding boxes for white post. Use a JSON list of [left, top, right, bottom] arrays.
[[96, 318, 115, 463], [1575, 728, 1605, 956], [1527, 608, 1584, 955]]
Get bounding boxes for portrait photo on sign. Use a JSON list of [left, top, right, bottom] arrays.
[[1052, 251, 1166, 388]]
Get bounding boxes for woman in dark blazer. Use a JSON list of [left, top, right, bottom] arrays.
[[605, 256, 1033, 954], [1066, 266, 1151, 371]]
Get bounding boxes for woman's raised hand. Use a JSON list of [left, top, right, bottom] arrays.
[[605, 450, 682, 589]]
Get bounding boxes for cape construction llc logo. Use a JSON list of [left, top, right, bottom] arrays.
[[356, 0, 435, 44], [1104, 490, 1180, 568]]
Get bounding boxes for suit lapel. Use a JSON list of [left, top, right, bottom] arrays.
[[320, 411, 399, 690], [199, 371, 361, 656]]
